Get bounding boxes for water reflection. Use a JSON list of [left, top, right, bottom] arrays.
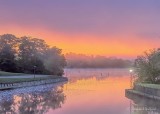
[[52, 69, 130, 114], [0, 83, 66, 114], [126, 91, 160, 114], [0, 68, 132, 114]]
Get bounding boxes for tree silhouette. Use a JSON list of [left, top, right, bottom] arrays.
[[0, 34, 66, 76]]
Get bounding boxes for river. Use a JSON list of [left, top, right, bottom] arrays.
[[0, 68, 157, 114]]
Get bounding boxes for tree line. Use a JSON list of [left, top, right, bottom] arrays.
[[65, 53, 132, 68], [0, 34, 66, 76], [135, 49, 160, 83]]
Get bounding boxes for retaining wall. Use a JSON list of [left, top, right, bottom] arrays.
[[125, 83, 160, 101], [0, 77, 68, 90], [133, 84, 160, 97]]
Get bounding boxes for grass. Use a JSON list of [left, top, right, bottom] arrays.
[[0, 71, 62, 84], [137, 83, 160, 89], [0, 76, 56, 84], [0, 71, 24, 76]]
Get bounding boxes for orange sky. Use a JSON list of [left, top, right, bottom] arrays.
[[0, 25, 158, 59], [0, 1, 160, 59]]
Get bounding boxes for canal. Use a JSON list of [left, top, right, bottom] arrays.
[[0, 68, 157, 114]]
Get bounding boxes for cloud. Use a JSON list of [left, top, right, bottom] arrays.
[[0, 0, 160, 58], [0, 0, 160, 37]]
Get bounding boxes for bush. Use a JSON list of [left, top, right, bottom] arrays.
[[135, 49, 160, 83]]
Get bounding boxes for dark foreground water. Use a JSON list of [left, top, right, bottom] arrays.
[[0, 69, 159, 114]]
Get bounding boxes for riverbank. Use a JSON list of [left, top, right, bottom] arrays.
[[0, 76, 53, 83], [125, 83, 160, 101], [0, 71, 68, 90], [0, 76, 68, 90]]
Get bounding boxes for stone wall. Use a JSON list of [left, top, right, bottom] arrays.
[[133, 84, 160, 97]]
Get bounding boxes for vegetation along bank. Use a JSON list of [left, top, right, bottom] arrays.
[[126, 49, 160, 100]]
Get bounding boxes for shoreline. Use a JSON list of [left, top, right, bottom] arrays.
[[125, 83, 160, 101], [0, 77, 68, 90]]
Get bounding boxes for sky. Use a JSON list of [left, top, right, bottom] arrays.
[[0, 0, 160, 59]]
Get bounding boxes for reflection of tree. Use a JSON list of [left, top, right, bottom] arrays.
[[0, 98, 16, 114], [0, 85, 66, 114], [131, 103, 160, 114]]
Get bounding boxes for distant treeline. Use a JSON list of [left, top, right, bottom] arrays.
[[65, 53, 133, 68], [0, 34, 66, 76]]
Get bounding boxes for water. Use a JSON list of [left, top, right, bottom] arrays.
[[0, 68, 156, 114]]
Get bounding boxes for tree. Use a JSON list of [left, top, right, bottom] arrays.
[[44, 47, 67, 76], [135, 49, 160, 83], [0, 34, 18, 72], [65, 53, 132, 68], [0, 34, 66, 76], [18, 36, 49, 73]]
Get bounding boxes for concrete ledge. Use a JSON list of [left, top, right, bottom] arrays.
[[125, 89, 160, 101], [133, 84, 160, 97], [0, 77, 68, 90]]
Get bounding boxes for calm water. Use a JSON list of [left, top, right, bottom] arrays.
[[0, 68, 159, 114]]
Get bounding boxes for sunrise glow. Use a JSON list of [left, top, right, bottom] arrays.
[[0, 1, 160, 59]]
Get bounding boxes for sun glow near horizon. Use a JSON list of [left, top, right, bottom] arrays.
[[0, 26, 156, 59]]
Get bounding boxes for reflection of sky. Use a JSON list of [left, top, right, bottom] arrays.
[[0, 1, 160, 58], [50, 69, 130, 114]]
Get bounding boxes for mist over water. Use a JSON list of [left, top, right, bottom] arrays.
[[58, 68, 130, 114]]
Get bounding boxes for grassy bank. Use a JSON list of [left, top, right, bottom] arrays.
[[0, 71, 64, 84], [0, 71, 24, 76], [136, 83, 160, 89], [0, 76, 57, 84]]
